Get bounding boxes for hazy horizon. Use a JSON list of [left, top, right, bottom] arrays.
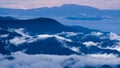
[[0, 0, 120, 10]]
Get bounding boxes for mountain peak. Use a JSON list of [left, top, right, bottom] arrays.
[[0, 16, 18, 21], [0, 17, 78, 34], [60, 4, 99, 10]]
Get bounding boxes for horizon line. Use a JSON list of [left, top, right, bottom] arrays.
[[0, 4, 119, 10]]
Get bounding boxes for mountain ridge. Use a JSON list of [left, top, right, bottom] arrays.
[[0, 17, 79, 35], [0, 4, 120, 19], [0, 17, 120, 56], [0, 16, 109, 35]]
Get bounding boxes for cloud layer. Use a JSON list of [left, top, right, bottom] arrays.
[[0, 52, 120, 68], [0, 0, 120, 9]]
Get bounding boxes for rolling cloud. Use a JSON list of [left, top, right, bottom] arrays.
[[0, 52, 120, 68]]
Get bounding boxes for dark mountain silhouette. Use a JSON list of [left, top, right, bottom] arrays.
[[17, 37, 78, 55], [0, 17, 99, 35], [0, 16, 18, 21]]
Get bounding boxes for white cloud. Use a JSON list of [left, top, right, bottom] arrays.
[[9, 28, 33, 45], [109, 32, 120, 41], [0, 34, 9, 38], [9, 31, 73, 46], [83, 41, 98, 47], [55, 35, 72, 42], [9, 37, 27, 45], [105, 46, 120, 52], [37, 34, 72, 42], [11, 28, 31, 38], [91, 32, 103, 37], [56, 32, 80, 37], [0, 52, 120, 68], [37, 34, 52, 39], [87, 53, 117, 58], [70, 47, 79, 53]]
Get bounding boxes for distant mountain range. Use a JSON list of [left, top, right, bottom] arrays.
[[0, 4, 120, 19], [0, 4, 120, 68], [0, 17, 120, 56]]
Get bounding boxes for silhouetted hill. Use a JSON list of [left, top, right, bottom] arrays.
[[0, 16, 18, 21], [0, 17, 79, 35]]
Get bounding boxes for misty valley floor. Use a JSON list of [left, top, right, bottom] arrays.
[[0, 52, 120, 68]]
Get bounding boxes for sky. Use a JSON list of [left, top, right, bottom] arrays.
[[0, 0, 120, 9]]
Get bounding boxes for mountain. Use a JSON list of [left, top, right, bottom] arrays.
[[0, 4, 120, 19], [0, 16, 18, 21], [0, 17, 120, 56], [0, 7, 23, 15], [0, 17, 79, 35], [0, 16, 102, 35], [27, 4, 99, 16]]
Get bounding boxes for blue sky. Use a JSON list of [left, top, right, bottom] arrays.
[[0, 0, 120, 9]]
